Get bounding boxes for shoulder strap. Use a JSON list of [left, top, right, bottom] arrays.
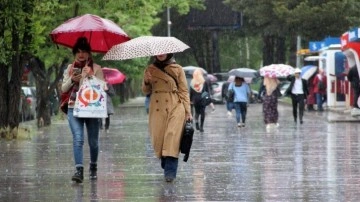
[[158, 67, 178, 88]]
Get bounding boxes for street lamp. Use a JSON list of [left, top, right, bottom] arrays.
[[167, 6, 171, 36]]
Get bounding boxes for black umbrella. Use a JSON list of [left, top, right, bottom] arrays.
[[228, 68, 259, 78], [180, 121, 194, 162]]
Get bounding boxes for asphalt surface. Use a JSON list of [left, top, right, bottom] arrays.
[[1, 97, 360, 201]]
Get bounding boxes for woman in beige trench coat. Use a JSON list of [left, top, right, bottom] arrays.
[[142, 53, 192, 182]]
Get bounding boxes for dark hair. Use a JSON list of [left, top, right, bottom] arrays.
[[72, 37, 91, 55]]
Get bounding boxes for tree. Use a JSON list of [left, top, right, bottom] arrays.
[[0, 0, 203, 137], [225, 0, 360, 66]]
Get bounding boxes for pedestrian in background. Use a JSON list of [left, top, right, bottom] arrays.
[[262, 76, 280, 130], [142, 53, 192, 182], [347, 65, 360, 116], [99, 76, 115, 133], [306, 74, 317, 111], [312, 68, 327, 111], [285, 68, 309, 124], [144, 93, 151, 114], [228, 76, 251, 127], [190, 68, 210, 132], [61, 37, 104, 183]]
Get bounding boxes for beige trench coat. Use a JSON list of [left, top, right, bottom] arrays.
[[142, 64, 191, 158]]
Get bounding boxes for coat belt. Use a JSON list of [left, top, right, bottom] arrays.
[[153, 90, 178, 93]]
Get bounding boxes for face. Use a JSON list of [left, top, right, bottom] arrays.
[[75, 49, 90, 62], [156, 54, 167, 61], [295, 73, 300, 78]]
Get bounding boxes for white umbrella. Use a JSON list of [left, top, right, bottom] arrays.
[[228, 68, 259, 78], [259, 64, 295, 78], [103, 36, 190, 60], [301, 65, 318, 80]]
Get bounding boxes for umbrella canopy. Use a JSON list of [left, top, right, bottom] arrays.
[[102, 67, 126, 85], [227, 75, 253, 83], [103, 36, 190, 60], [301, 65, 318, 80], [182, 66, 207, 77], [50, 14, 130, 53], [228, 68, 259, 78], [259, 64, 295, 78]]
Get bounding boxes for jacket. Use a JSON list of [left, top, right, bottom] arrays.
[[285, 76, 309, 97], [142, 63, 191, 158]]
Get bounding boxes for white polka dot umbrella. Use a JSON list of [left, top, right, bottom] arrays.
[[259, 64, 295, 78], [103, 36, 190, 60]]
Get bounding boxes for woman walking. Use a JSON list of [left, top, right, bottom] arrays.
[[142, 53, 192, 182], [189, 68, 210, 132], [61, 37, 104, 183], [228, 76, 251, 127], [262, 76, 280, 129]]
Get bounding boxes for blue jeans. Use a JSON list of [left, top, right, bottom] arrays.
[[226, 101, 234, 111], [316, 93, 324, 111], [67, 108, 100, 168], [234, 102, 247, 124], [163, 157, 178, 179]]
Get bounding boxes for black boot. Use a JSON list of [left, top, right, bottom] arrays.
[[199, 124, 204, 132], [195, 122, 200, 130], [72, 167, 84, 183], [89, 163, 97, 180]]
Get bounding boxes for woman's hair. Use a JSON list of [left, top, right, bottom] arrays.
[[192, 68, 205, 84], [264, 77, 280, 96], [72, 37, 91, 55]]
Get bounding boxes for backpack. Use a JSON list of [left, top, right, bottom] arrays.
[[318, 80, 325, 91], [200, 91, 212, 106]]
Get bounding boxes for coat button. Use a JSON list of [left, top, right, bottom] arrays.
[[156, 100, 159, 103], [156, 109, 159, 111], [178, 100, 181, 103], [165, 99, 168, 102], [165, 81, 168, 84], [155, 81, 158, 83]]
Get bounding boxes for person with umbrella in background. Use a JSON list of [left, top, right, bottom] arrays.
[[228, 76, 251, 127], [285, 68, 309, 124], [312, 68, 327, 112], [262, 76, 281, 130], [61, 37, 104, 183], [190, 68, 211, 132], [142, 53, 192, 182], [99, 74, 115, 133]]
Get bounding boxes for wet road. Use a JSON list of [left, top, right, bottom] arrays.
[[1, 98, 360, 201]]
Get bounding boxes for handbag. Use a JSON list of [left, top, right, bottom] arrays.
[[180, 120, 194, 162], [60, 89, 71, 114], [200, 91, 212, 106], [226, 89, 235, 102], [73, 76, 108, 118]]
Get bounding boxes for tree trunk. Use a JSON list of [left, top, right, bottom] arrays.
[[262, 35, 274, 66], [29, 57, 68, 128], [0, 3, 9, 136], [8, 22, 22, 137], [275, 36, 286, 64]]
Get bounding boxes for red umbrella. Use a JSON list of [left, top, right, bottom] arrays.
[[102, 67, 126, 85], [50, 14, 130, 53]]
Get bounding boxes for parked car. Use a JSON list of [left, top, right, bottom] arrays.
[[21, 86, 36, 120], [279, 81, 290, 96], [211, 81, 226, 103]]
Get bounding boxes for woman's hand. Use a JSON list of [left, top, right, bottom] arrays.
[[144, 70, 152, 84], [83, 64, 93, 76], [186, 113, 193, 121], [71, 72, 82, 83]]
